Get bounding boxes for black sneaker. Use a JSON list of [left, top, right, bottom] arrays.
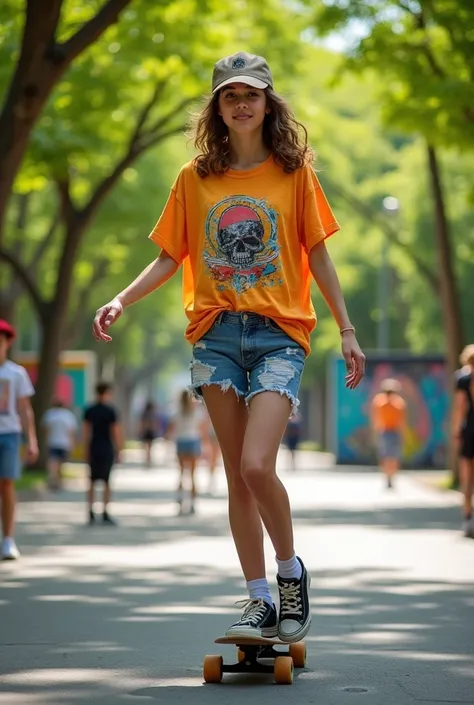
[[277, 556, 311, 642], [225, 598, 278, 639], [88, 510, 95, 525], [102, 511, 117, 526]]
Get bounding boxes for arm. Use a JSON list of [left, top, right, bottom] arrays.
[[309, 242, 366, 388], [17, 397, 39, 463], [82, 421, 92, 461], [93, 249, 180, 342], [452, 390, 467, 442], [111, 422, 124, 461]]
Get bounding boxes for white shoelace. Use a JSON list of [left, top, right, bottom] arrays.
[[234, 598, 268, 625], [279, 583, 302, 617]]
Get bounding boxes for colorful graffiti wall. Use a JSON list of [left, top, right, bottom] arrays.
[[329, 355, 448, 468], [14, 351, 97, 459]]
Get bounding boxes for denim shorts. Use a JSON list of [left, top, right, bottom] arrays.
[[176, 438, 201, 457], [0, 432, 22, 480], [189, 312, 305, 414], [377, 430, 402, 460]]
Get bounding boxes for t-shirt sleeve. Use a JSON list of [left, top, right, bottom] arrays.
[[148, 169, 188, 265], [83, 407, 91, 423], [17, 367, 35, 398], [301, 166, 340, 253], [110, 407, 119, 423], [456, 374, 469, 392]]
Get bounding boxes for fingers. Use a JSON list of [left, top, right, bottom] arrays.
[[344, 349, 366, 389], [93, 305, 118, 342]]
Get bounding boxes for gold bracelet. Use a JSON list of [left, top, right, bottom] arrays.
[[340, 326, 356, 335]]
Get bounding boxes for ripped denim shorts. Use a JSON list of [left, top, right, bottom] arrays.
[[189, 311, 305, 414]]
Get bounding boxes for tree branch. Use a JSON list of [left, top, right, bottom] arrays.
[[129, 80, 168, 147], [323, 178, 440, 292], [64, 257, 110, 347], [0, 247, 46, 318], [139, 123, 189, 151], [81, 97, 196, 225], [27, 210, 61, 275], [60, 0, 132, 63], [143, 97, 195, 141]]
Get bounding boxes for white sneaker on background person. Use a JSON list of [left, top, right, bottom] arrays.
[[1, 537, 20, 560]]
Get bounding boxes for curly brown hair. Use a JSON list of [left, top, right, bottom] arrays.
[[191, 88, 313, 178]]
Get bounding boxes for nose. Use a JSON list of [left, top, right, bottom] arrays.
[[235, 96, 248, 109]]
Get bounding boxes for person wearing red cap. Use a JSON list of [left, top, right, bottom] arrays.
[[92, 52, 365, 643], [0, 320, 38, 560]]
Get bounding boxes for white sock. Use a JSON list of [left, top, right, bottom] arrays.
[[276, 554, 302, 580], [246, 578, 273, 607]]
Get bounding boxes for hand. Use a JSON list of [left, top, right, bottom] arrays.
[[341, 331, 366, 389], [26, 440, 39, 464], [93, 297, 123, 342]]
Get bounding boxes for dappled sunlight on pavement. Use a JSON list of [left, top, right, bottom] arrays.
[[0, 448, 473, 704]]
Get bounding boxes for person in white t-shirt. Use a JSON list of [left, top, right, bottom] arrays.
[[167, 391, 206, 515], [42, 399, 78, 490], [0, 320, 39, 560]]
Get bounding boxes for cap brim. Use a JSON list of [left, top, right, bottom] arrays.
[[213, 76, 268, 93]]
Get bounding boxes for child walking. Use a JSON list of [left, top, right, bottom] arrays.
[[93, 52, 365, 642], [168, 391, 204, 514]]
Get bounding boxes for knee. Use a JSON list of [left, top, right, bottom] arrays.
[[225, 463, 251, 499], [241, 457, 273, 493]]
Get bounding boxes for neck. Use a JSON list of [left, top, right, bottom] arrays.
[[0, 355, 7, 365], [228, 130, 270, 170]]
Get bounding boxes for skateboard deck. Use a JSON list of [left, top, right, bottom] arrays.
[[203, 635, 307, 685], [215, 635, 288, 646]]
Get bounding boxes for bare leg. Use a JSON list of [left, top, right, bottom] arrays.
[[1, 480, 15, 537], [145, 441, 152, 467], [189, 457, 198, 499], [241, 392, 294, 561], [103, 481, 111, 512], [460, 458, 474, 518], [47, 457, 61, 488], [202, 387, 266, 580], [87, 479, 95, 512]]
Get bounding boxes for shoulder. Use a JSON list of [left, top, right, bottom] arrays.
[[2, 360, 25, 377], [457, 373, 471, 390]]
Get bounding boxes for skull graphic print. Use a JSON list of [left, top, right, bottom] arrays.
[[204, 196, 282, 294]]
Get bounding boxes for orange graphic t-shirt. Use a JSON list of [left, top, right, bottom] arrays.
[[149, 156, 340, 355], [371, 393, 406, 432]]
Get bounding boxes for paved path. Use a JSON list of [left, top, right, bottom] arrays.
[[1, 446, 473, 704]]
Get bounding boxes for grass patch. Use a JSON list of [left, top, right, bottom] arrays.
[[16, 470, 47, 492], [298, 440, 322, 452]]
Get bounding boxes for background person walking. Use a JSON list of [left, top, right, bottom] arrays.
[[370, 378, 407, 489], [0, 320, 38, 560]]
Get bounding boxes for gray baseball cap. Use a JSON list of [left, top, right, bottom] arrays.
[[212, 52, 273, 93]]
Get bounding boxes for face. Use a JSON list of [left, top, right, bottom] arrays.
[[218, 83, 270, 134], [0, 334, 12, 361]]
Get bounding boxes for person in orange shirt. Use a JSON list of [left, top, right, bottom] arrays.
[[92, 52, 365, 643], [370, 379, 406, 489]]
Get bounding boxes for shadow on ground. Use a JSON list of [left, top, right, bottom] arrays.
[[0, 461, 473, 705]]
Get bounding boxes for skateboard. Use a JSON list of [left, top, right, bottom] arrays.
[[203, 635, 306, 685]]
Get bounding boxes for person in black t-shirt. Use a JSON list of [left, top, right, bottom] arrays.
[[453, 345, 474, 538], [83, 382, 123, 525]]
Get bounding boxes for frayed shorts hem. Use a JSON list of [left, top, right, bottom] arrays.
[[189, 381, 299, 417]]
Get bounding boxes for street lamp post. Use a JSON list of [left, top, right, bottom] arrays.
[[377, 196, 400, 351]]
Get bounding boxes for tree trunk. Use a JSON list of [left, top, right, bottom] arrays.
[[0, 0, 132, 246], [426, 144, 464, 483], [32, 302, 65, 467], [0, 1, 64, 243], [427, 145, 464, 373], [31, 219, 87, 466]]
